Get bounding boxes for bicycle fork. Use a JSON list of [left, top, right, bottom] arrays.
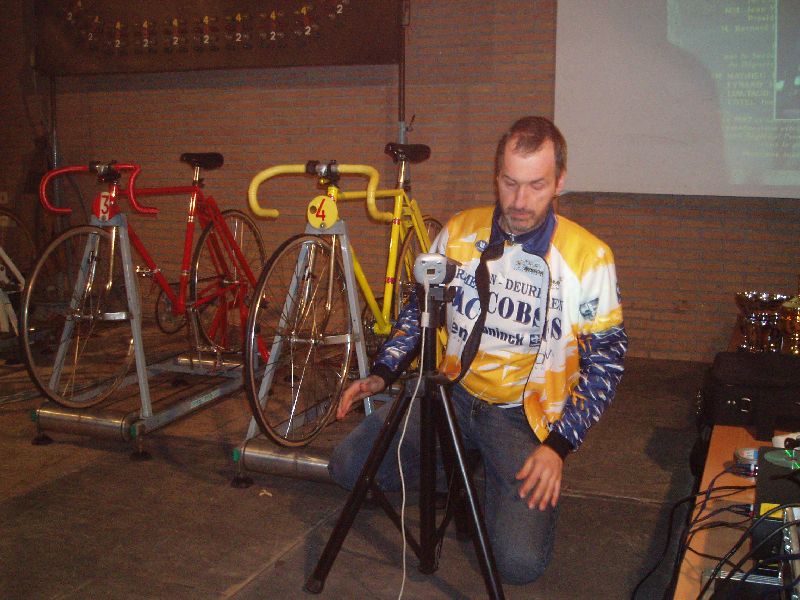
[[48, 230, 103, 392]]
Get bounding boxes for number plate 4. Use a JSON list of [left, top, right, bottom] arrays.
[[307, 193, 339, 230]]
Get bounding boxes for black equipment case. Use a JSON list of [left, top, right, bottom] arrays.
[[699, 351, 800, 441]]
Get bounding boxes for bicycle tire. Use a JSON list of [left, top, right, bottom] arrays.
[[244, 234, 352, 447], [393, 215, 443, 319], [189, 209, 265, 353], [0, 208, 36, 358], [20, 226, 135, 408]]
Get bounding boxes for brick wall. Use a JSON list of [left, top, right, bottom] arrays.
[[559, 193, 800, 360], [2, 0, 798, 363]]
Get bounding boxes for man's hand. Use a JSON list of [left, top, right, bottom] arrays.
[[336, 375, 386, 420], [515, 444, 563, 511]]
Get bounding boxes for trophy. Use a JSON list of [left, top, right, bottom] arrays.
[[735, 291, 789, 352], [780, 294, 800, 355]]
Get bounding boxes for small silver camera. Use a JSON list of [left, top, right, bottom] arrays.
[[413, 253, 459, 286]]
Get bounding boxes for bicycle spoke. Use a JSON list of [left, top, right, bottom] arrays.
[[244, 234, 351, 446], [22, 227, 135, 408]]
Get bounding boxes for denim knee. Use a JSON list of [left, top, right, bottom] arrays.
[[328, 440, 361, 490], [489, 499, 557, 585], [492, 542, 553, 585]]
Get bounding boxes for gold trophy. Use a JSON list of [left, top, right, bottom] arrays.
[[735, 291, 789, 352], [735, 291, 761, 352], [780, 277, 800, 355]]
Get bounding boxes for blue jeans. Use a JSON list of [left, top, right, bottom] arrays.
[[329, 383, 558, 584]]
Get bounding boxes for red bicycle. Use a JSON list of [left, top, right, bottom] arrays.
[[20, 153, 266, 408]]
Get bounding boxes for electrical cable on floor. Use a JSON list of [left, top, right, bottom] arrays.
[[629, 490, 696, 600], [396, 280, 430, 600]]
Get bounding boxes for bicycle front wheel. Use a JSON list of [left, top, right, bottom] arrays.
[[20, 226, 135, 408], [244, 234, 352, 447], [190, 209, 265, 353]]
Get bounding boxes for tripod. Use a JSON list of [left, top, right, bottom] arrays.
[[304, 281, 505, 599]]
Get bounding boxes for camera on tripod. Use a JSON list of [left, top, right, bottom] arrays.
[[413, 252, 459, 286], [412, 253, 459, 330]]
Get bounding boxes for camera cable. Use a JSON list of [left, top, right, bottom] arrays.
[[396, 279, 431, 600]]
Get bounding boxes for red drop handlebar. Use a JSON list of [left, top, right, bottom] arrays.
[[38, 163, 159, 216]]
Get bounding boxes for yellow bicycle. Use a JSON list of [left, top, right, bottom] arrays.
[[244, 144, 441, 446]]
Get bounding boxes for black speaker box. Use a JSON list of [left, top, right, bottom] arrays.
[[700, 352, 800, 441]]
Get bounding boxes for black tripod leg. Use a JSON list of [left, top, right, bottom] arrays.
[[436, 384, 505, 600], [304, 390, 413, 594], [418, 376, 438, 574], [434, 411, 479, 542]]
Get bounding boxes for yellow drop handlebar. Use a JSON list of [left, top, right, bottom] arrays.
[[247, 163, 391, 223]]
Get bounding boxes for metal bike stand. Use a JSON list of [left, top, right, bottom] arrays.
[[233, 219, 396, 486], [31, 213, 243, 457]]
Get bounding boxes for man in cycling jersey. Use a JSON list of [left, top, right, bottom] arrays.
[[329, 115, 628, 584]]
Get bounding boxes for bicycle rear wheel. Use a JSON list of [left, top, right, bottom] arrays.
[[393, 216, 443, 318], [20, 226, 134, 408], [244, 234, 351, 447], [190, 209, 265, 353]]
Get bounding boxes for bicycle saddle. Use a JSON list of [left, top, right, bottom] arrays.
[[384, 143, 431, 164], [180, 153, 224, 171]]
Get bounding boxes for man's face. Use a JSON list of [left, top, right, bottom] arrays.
[[496, 139, 565, 236]]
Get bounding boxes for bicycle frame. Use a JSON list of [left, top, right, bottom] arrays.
[[126, 184, 259, 319], [38, 164, 261, 342], [248, 163, 433, 338], [344, 189, 430, 336]]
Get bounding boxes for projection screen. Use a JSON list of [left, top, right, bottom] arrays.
[[554, 0, 800, 198]]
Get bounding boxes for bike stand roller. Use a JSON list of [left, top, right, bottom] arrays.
[[30, 213, 244, 459], [31, 354, 243, 458], [232, 220, 395, 487]]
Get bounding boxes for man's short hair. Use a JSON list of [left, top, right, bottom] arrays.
[[494, 116, 567, 179]]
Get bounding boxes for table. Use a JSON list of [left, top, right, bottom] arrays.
[[672, 425, 761, 599]]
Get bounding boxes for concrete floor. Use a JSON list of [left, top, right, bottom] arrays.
[[0, 334, 706, 600]]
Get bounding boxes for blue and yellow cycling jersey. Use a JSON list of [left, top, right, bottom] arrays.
[[372, 205, 627, 454]]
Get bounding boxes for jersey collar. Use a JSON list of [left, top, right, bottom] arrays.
[[488, 204, 556, 256]]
